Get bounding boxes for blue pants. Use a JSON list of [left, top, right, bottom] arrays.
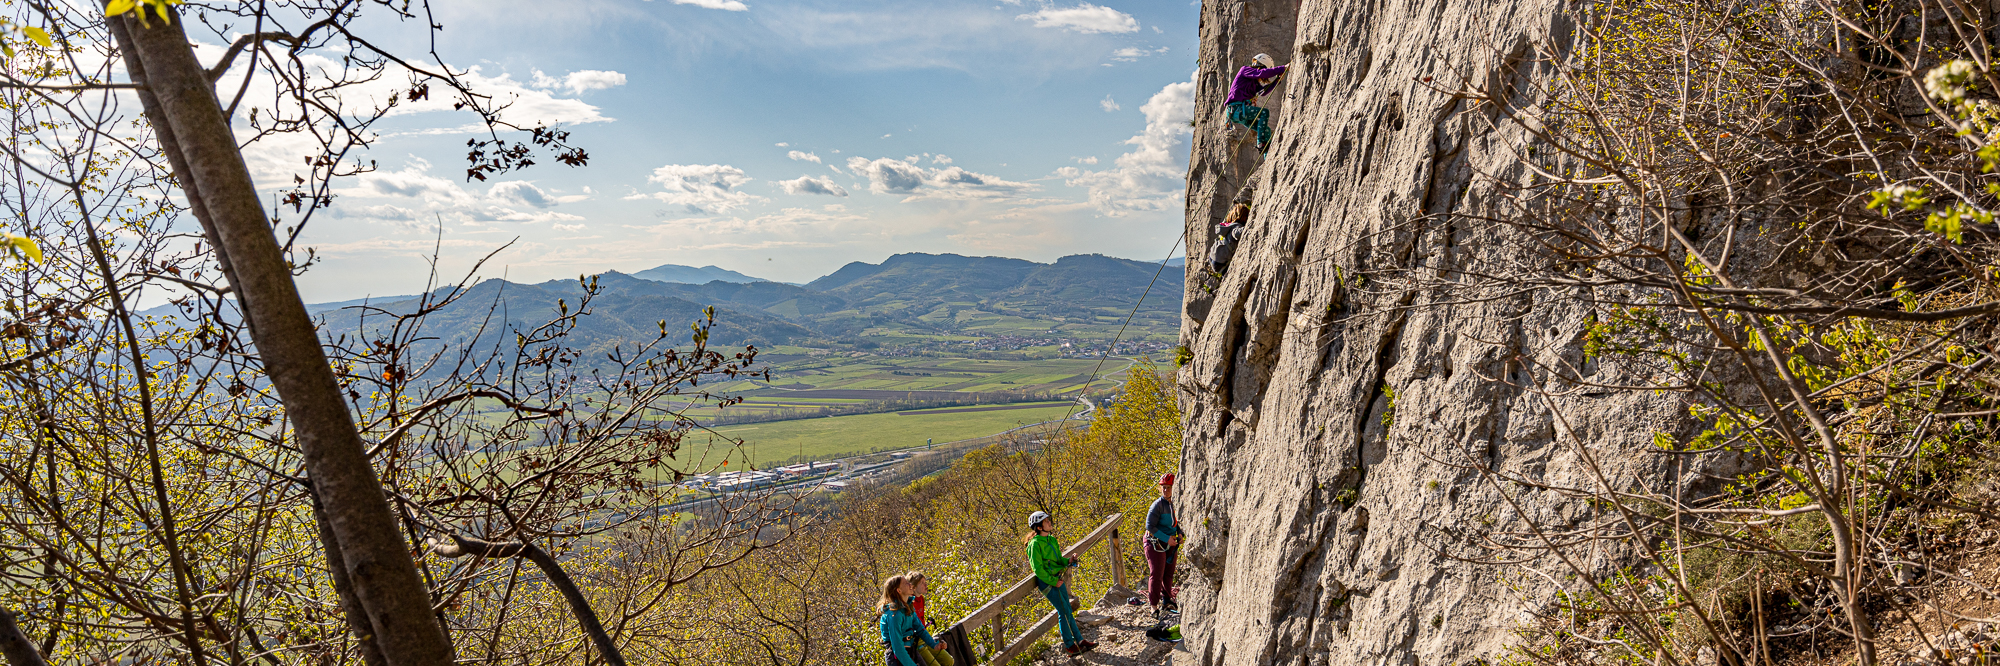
[[1040, 582, 1081, 647], [1226, 101, 1272, 149]]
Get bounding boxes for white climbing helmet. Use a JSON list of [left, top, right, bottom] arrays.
[[1253, 53, 1275, 69]]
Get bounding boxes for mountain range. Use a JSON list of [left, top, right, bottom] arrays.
[[628, 263, 764, 285], [311, 253, 1186, 352]]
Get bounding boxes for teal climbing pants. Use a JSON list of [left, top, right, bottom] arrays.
[[1039, 581, 1082, 647], [1226, 101, 1271, 148]]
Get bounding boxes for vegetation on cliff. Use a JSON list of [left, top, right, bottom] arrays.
[[1414, 2, 2000, 665]]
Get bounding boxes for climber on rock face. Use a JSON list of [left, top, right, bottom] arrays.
[[1226, 53, 1288, 155]]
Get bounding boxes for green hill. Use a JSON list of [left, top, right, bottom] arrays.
[[313, 252, 1184, 356]]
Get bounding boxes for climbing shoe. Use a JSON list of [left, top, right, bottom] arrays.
[[1163, 600, 1181, 615]]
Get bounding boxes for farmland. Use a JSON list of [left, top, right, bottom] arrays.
[[685, 401, 1084, 467]]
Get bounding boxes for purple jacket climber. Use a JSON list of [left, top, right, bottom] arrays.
[[1224, 54, 1287, 154], [1226, 64, 1288, 104]]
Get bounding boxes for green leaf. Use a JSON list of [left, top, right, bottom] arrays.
[[105, 0, 137, 16], [21, 26, 49, 48]]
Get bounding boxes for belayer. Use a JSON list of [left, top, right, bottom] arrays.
[[1226, 53, 1288, 155], [1144, 473, 1184, 618]]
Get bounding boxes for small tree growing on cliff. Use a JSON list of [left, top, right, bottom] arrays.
[[1411, 1, 2000, 665]]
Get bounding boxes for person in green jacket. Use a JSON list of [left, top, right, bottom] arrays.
[[1025, 511, 1096, 656], [878, 575, 944, 666]]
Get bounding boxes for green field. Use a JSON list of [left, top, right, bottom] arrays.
[[706, 353, 1162, 397], [690, 402, 1083, 466]]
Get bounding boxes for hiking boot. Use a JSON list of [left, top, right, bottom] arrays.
[[1062, 644, 1081, 656], [1076, 641, 1098, 654]]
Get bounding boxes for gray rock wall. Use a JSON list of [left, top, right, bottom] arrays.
[[1175, 2, 1707, 665]]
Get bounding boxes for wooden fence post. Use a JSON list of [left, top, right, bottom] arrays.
[[990, 611, 1005, 661], [1108, 528, 1126, 591]]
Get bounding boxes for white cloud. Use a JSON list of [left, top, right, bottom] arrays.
[[777, 175, 850, 197], [1056, 73, 1195, 216], [490, 181, 555, 208], [932, 154, 953, 165], [1100, 94, 1120, 112], [212, 48, 620, 187], [361, 168, 459, 199], [776, 142, 790, 147], [1017, 3, 1137, 34], [631, 164, 763, 214], [331, 160, 586, 228], [1110, 46, 1169, 62], [1072, 156, 1099, 164], [369, 66, 618, 126], [342, 204, 425, 222], [788, 150, 822, 163], [845, 156, 1038, 201], [530, 69, 627, 95], [881, 133, 893, 139], [668, 0, 749, 10], [553, 222, 588, 232]]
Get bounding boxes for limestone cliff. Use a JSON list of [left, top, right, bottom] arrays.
[[1175, 2, 1707, 664]]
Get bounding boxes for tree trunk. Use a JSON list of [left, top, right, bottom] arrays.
[[108, 10, 454, 666], [0, 608, 47, 666]]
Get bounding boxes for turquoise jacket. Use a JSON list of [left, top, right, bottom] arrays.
[[1147, 497, 1182, 544], [879, 605, 937, 666], [1028, 534, 1072, 587]]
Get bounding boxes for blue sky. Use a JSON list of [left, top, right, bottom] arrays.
[[222, 0, 1201, 301]]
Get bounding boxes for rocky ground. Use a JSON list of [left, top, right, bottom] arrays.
[[1031, 586, 1191, 666]]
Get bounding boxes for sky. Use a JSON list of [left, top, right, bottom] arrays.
[[211, 0, 1202, 302]]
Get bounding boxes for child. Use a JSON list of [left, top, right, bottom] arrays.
[[902, 571, 953, 666], [878, 576, 946, 666], [1026, 511, 1096, 656]]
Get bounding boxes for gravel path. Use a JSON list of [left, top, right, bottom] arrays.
[[1031, 586, 1190, 666]]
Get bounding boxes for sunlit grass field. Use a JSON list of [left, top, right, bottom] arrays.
[[688, 402, 1083, 467]]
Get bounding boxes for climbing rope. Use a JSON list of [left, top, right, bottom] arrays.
[[1043, 236, 1186, 435]]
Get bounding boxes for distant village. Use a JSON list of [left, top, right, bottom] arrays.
[[679, 452, 927, 493], [883, 335, 1174, 358]]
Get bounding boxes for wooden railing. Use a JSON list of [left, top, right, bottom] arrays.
[[943, 513, 1127, 665]]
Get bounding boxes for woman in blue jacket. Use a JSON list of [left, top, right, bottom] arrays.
[[878, 575, 943, 666]]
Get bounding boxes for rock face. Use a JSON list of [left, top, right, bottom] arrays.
[[1175, 1, 1712, 665]]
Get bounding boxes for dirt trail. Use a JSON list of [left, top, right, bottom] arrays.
[[1031, 586, 1189, 666]]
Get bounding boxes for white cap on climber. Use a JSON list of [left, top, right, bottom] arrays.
[[1252, 53, 1275, 68]]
